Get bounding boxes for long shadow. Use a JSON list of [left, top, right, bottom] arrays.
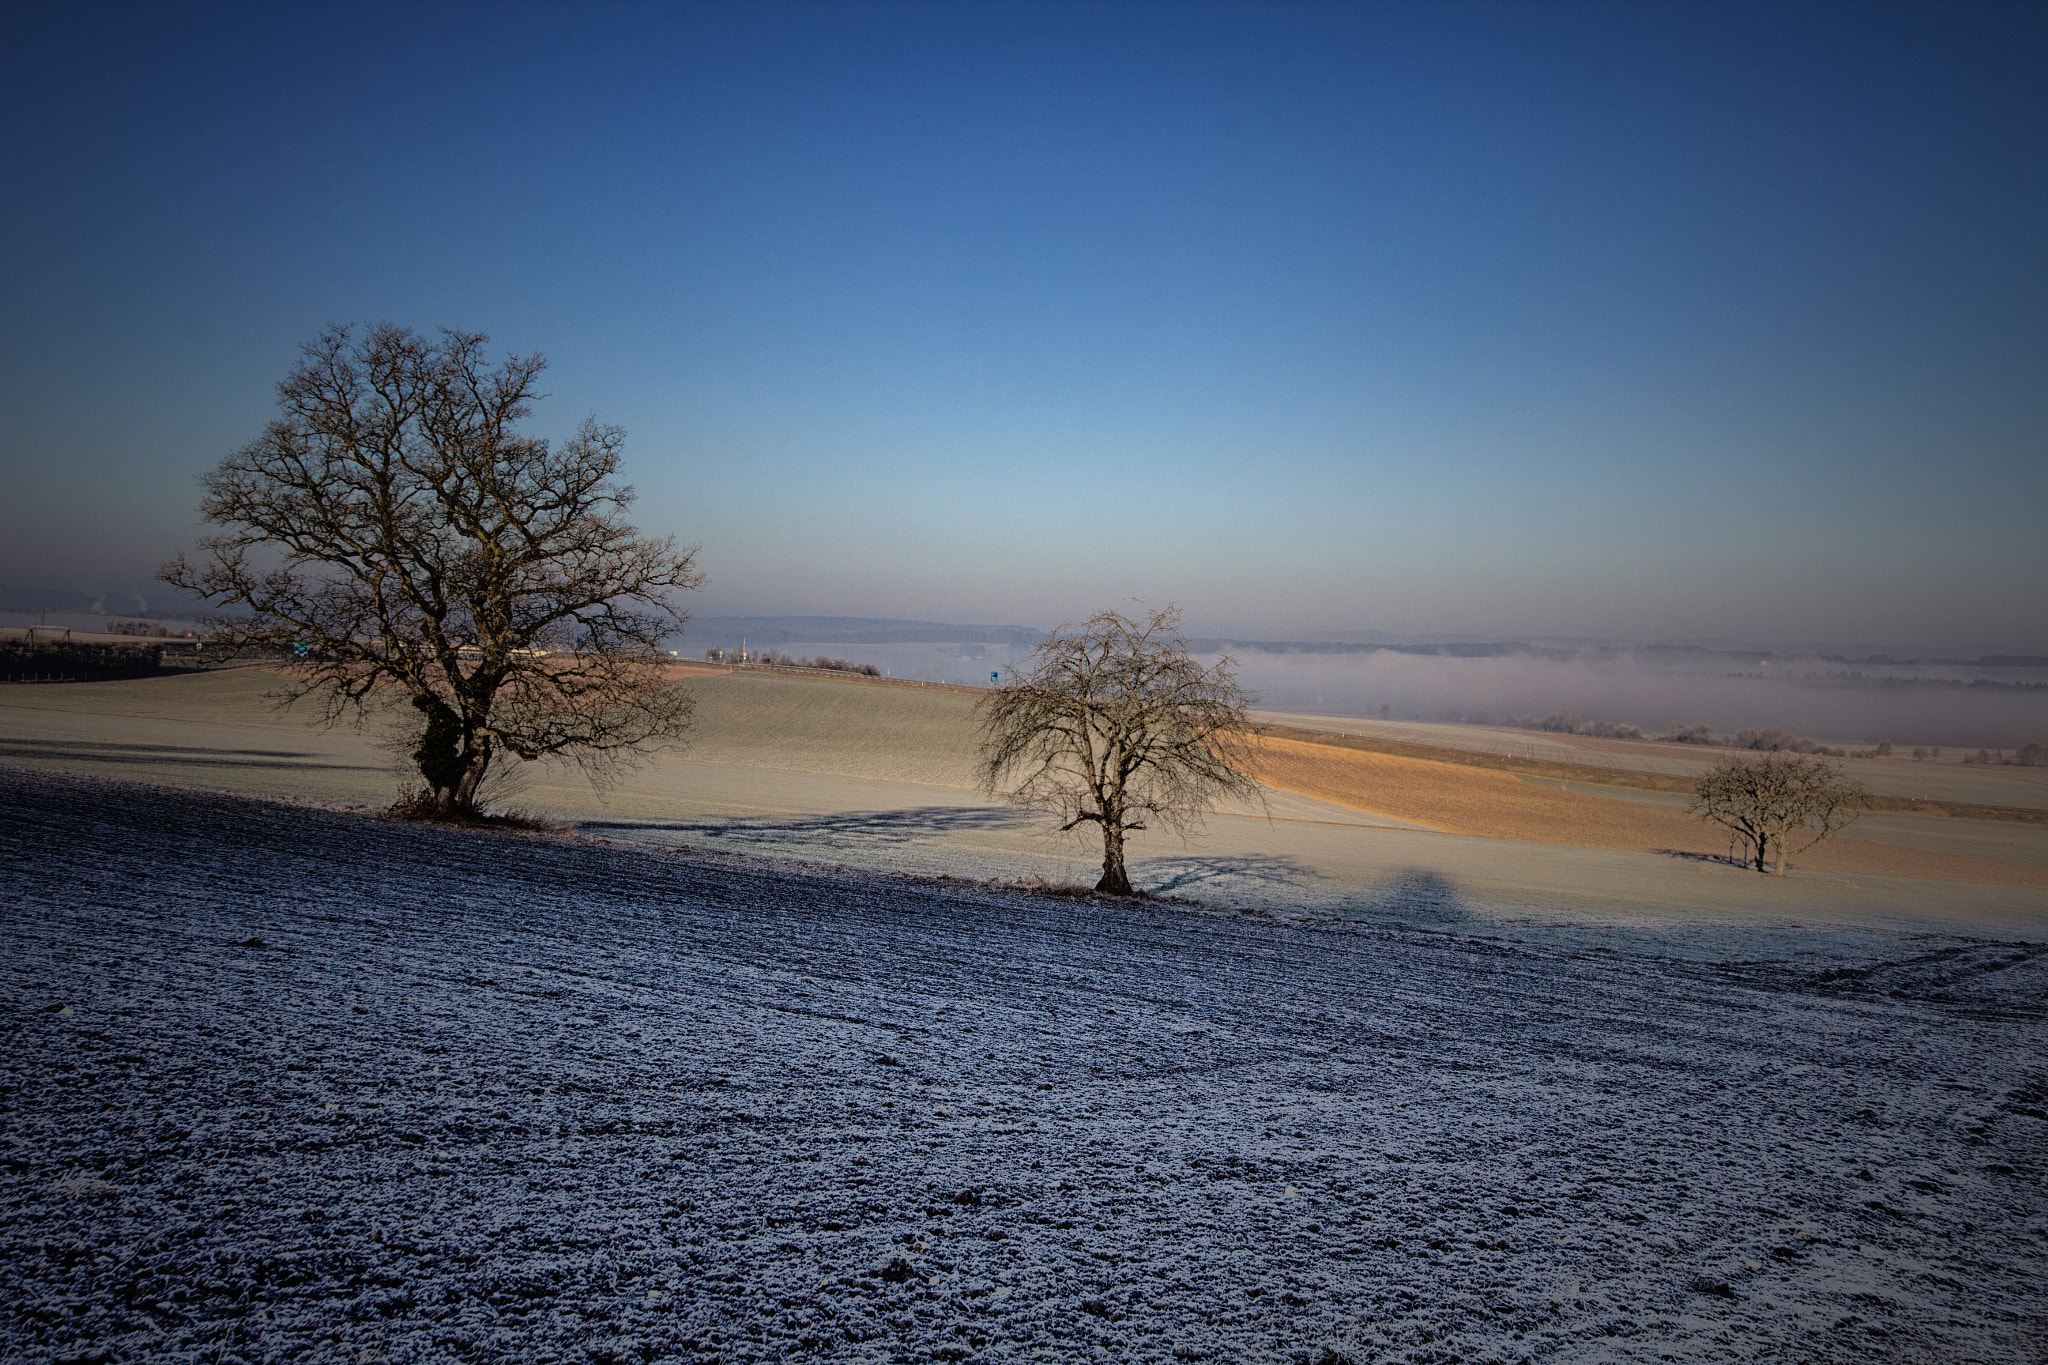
[[0, 737, 376, 771], [1335, 869, 1480, 926], [1136, 854, 1316, 897], [1656, 847, 1752, 870], [580, 805, 1030, 851]]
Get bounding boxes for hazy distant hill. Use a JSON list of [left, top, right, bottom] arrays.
[[1279, 628, 2045, 665], [1201, 634, 2048, 670]]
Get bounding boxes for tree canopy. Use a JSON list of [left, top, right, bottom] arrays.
[[1689, 751, 1865, 874], [975, 604, 1262, 895], [161, 324, 702, 818]]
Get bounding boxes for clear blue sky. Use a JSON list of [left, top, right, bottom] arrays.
[[2, 0, 2042, 646]]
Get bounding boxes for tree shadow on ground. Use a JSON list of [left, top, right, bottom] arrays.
[[0, 736, 374, 771], [1135, 854, 1317, 897], [579, 805, 1030, 852], [1337, 869, 1480, 926], [1656, 848, 1753, 870]]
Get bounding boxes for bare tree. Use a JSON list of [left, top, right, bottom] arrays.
[[161, 324, 702, 819], [1689, 752, 1866, 874], [975, 605, 1262, 895]]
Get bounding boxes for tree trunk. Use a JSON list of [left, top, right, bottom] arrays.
[[1096, 821, 1133, 896], [453, 742, 494, 814], [1754, 834, 1770, 873], [411, 694, 491, 818]]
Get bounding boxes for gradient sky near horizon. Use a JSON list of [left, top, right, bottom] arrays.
[[2, 1, 2043, 647]]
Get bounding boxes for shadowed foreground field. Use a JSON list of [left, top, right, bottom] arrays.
[[3, 768, 2045, 1364]]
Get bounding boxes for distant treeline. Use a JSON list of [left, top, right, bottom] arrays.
[[104, 619, 198, 638], [710, 647, 882, 676], [1786, 671, 2048, 693], [692, 617, 1043, 647], [1834, 654, 2048, 669], [1494, 708, 2046, 763], [1, 640, 164, 683], [1508, 711, 1645, 740], [1958, 744, 2047, 766], [1490, 709, 1856, 758], [1653, 722, 1854, 758], [799, 656, 882, 675]]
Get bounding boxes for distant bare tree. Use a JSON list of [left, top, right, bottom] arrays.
[[1664, 722, 1720, 745], [975, 605, 1262, 895], [1689, 752, 1866, 875], [161, 324, 702, 819]]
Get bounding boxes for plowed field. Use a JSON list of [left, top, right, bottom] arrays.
[[1251, 736, 2048, 890], [4, 769, 2044, 1363]]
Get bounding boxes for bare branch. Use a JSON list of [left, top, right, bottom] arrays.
[[1689, 752, 1866, 875], [160, 324, 702, 819], [976, 604, 1263, 895]]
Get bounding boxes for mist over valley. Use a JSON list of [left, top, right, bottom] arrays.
[[690, 617, 2048, 751]]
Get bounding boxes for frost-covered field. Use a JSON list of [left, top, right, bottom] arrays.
[[3, 768, 2044, 1364]]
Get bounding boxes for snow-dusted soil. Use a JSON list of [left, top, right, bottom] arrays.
[[4, 768, 2045, 1365]]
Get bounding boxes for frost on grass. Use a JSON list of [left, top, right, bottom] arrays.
[[1, 767, 2044, 1364]]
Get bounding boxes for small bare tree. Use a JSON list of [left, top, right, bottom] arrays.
[[161, 324, 702, 819], [975, 605, 1262, 895], [1689, 751, 1866, 874]]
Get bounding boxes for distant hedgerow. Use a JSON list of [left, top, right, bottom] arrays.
[[749, 653, 882, 676]]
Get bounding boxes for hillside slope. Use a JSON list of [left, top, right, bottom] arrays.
[[4, 769, 2044, 1364]]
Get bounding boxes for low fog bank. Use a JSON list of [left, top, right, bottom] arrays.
[[704, 636, 2046, 748], [16, 593, 2036, 749], [713, 639, 1042, 688], [1219, 650, 2048, 749]]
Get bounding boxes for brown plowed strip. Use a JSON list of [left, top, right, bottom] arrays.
[[1250, 735, 2048, 891], [1255, 723, 2048, 825]]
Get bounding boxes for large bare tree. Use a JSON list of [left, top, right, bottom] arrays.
[[976, 605, 1262, 895], [161, 324, 702, 819], [1689, 751, 1866, 874]]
